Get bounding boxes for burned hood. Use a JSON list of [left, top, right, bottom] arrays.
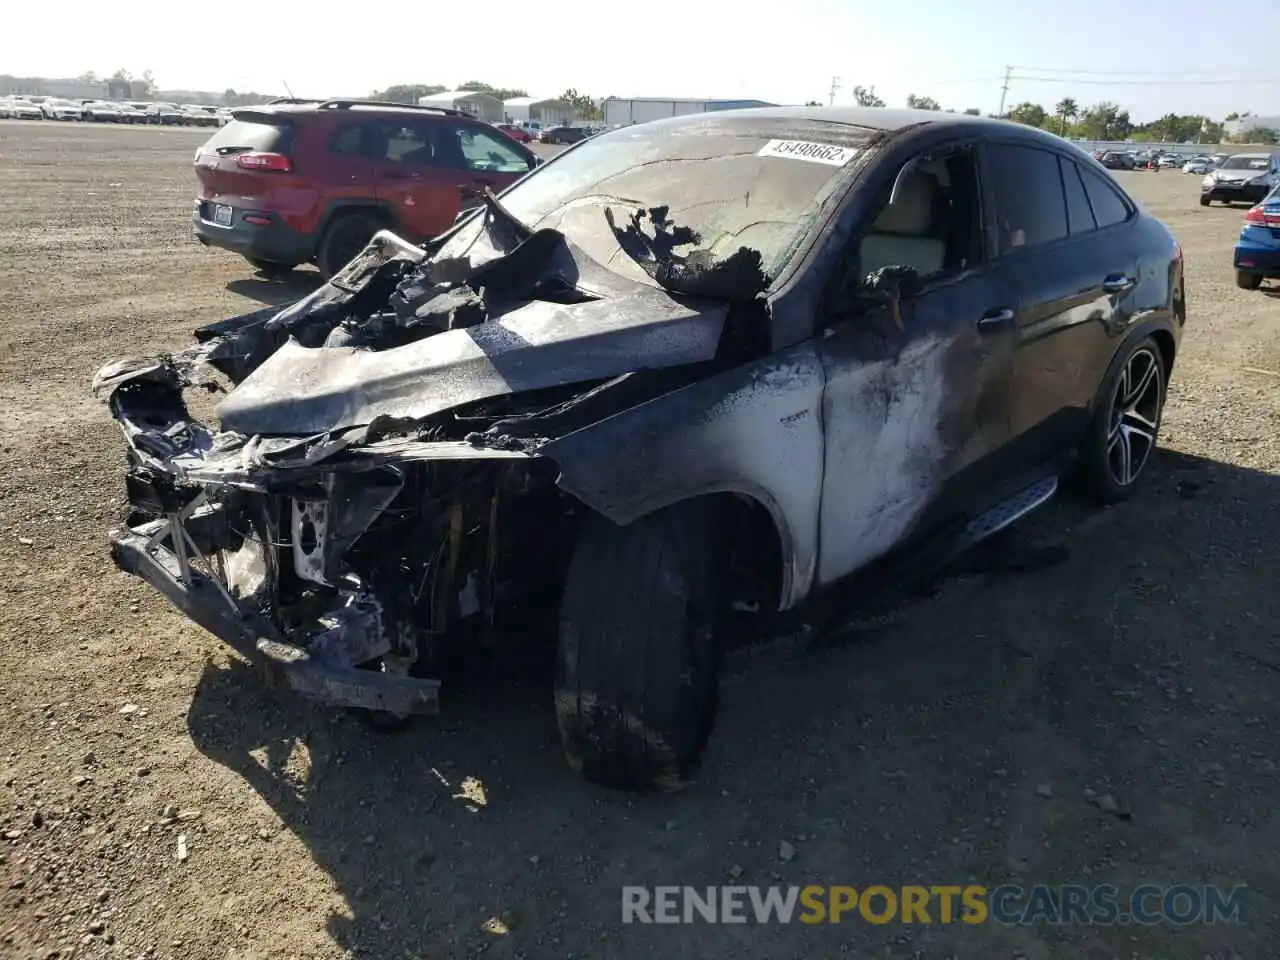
[[216, 284, 727, 437]]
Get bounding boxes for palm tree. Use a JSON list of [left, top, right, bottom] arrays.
[[1055, 97, 1079, 136]]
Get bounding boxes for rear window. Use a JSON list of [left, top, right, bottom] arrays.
[[200, 118, 293, 156]]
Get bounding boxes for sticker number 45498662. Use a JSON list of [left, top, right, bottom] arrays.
[[756, 139, 859, 167]]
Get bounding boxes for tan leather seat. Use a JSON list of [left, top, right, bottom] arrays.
[[859, 169, 946, 278]]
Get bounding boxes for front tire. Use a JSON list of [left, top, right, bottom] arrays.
[[556, 503, 722, 791], [1075, 336, 1166, 504], [1236, 270, 1263, 291], [1199, 196, 1211, 207], [317, 212, 382, 280]]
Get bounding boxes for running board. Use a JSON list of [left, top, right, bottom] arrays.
[[956, 475, 1060, 553]]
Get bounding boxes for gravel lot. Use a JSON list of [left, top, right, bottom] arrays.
[[1, 120, 1277, 960]]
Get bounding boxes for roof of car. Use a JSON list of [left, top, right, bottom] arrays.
[[640, 105, 1074, 144]]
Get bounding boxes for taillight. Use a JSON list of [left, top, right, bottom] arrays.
[[235, 152, 292, 172], [1244, 205, 1267, 225]]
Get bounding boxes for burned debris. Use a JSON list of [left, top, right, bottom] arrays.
[[93, 201, 771, 736]]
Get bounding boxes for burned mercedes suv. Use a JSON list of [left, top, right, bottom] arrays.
[[95, 108, 1183, 790]]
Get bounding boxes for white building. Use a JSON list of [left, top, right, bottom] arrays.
[[502, 96, 573, 127], [602, 97, 776, 128], [417, 90, 502, 123], [1224, 115, 1280, 139]]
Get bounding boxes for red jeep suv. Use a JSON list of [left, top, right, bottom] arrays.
[[193, 99, 540, 278]]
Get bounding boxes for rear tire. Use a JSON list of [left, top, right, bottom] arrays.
[[1074, 335, 1166, 505], [556, 503, 722, 791], [317, 212, 382, 280], [1236, 270, 1263, 291]]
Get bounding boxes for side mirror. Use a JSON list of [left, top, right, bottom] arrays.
[[863, 265, 923, 330]]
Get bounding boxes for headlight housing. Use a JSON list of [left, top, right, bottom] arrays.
[[1202, 175, 1215, 187]]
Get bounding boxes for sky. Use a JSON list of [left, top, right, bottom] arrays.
[[3, 0, 1278, 123]]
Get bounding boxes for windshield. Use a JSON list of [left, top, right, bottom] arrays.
[[50, 100, 76, 107], [436, 115, 871, 291], [1220, 156, 1269, 171]]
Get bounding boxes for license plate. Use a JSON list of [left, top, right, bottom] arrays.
[[213, 204, 233, 227]]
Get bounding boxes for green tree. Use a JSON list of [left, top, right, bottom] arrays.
[[559, 88, 601, 120], [852, 85, 885, 108], [1224, 111, 1241, 121], [1054, 97, 1079, 136], [1008, 102, 1047, 128], [906, 93, 941, 110], [457, 80, 529, 102], [963, 107, 981, 115], [370, 84, 447, 104], [1076, 102, 1131, 140], [804, 100, 822, 107]]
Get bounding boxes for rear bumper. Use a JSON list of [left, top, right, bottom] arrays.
[[1202, 183, 1268, 203], [193, 206, 314, 266], [110, 515, 441, 716], [1234, 241, 1280, 276]]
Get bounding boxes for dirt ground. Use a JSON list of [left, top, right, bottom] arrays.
[[0, 120, 1277, 960]]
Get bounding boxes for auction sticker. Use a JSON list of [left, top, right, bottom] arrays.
[[756, 139, 858, 166]]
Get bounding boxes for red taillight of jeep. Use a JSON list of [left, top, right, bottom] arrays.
[[235, 152, 292, 172]]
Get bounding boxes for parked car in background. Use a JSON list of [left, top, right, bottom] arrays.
[[1182, 156, 1213, 174], [1157, 154, 1182, 169], [179, 104, 218, 127], [539, 125, 590, 145], [114, 102, 145, 124], [1200, 152, 1280, 206], [5, 97, 44, 120], [98, 106, 1186, 789], [1233, 183, 1280, 290], [41, 98, 83, 121], [0, 99, 12, 120], [191, 98, 539, 277], [81, 101, 121, 123], [1099, 151, 1136, 170], [496, 122, 533, 143], [146, 102, 184, 125]]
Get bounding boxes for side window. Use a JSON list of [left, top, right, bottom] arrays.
[[368, 120, 438, 166], [856, 145, 985, 282], [1061, 157, 1097, 235], [329, 124, 366, 157], [448, 125, 533, 174], [1080, 168, 1131, 228], [987, 143, 1068, 253]]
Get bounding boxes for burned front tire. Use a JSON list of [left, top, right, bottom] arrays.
[[556, 503, 722, 791]]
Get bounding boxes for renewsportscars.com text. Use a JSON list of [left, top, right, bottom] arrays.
[[621, 884, 1247, 925]]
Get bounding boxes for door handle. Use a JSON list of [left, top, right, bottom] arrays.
[[1102, 274, 1135, 294], [977, 307, 1016, 331]]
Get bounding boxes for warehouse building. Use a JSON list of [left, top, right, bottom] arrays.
[[502, 96, 573, 127], [602, 97, 777, 128], [417, 90, 502, 123]]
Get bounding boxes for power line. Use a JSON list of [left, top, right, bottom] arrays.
[[1011, 65, 1279, 78], [1010, 75, 1280, 86]]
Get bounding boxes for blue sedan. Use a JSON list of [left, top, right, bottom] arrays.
[[1234, 183, 1280, 290]]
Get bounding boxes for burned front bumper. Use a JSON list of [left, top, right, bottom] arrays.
[[109, 491, 440, 716]]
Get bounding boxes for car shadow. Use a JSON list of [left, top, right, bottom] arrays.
[[185, 447, 1280, 959], [225, 270, 324, 307]]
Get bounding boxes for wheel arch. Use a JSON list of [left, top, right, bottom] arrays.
[[317, 199, 400, 243], [1089, 318, 1178, 420]]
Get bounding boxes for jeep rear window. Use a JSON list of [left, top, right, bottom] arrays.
[[202, 118, 293, 155]]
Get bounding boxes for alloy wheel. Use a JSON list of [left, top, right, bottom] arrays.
[[1107, 346, 1163, 487]]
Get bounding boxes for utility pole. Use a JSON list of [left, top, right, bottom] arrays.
[[996, 66, 1012, 118], [828, 75, 842, 107]]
